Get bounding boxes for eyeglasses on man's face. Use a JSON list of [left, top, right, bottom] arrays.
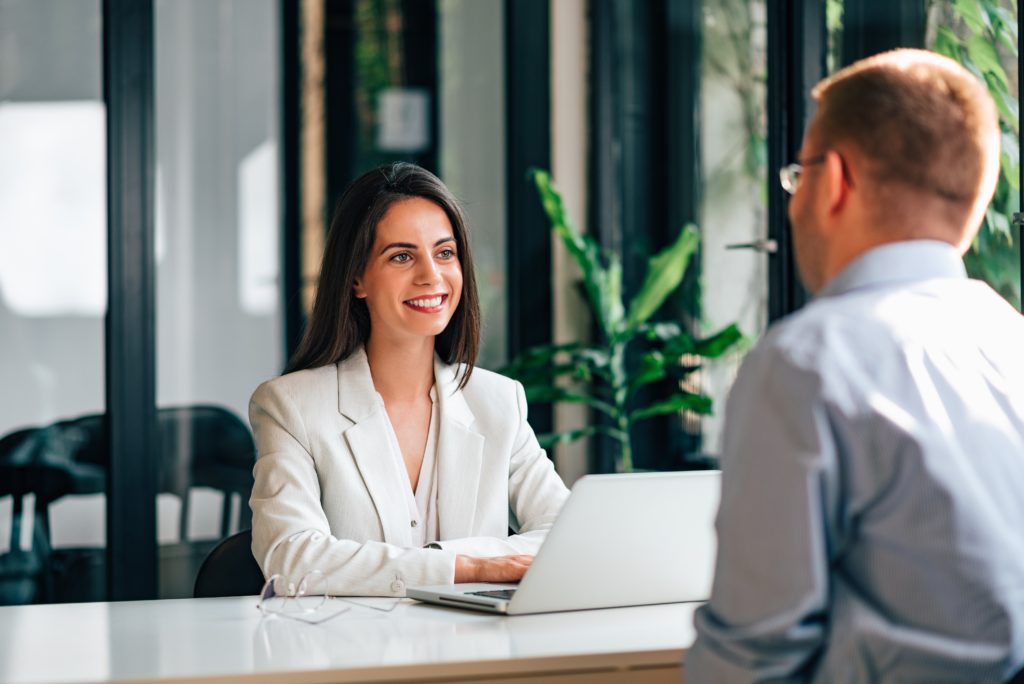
[[779, 154, 826, 195]]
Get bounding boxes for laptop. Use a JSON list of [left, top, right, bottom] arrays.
[[407, 470, 720, 615]]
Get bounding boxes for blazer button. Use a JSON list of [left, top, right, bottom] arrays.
[[410, 520, 418, 528]]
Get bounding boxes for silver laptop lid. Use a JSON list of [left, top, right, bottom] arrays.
[[506, 470, 720, 614]]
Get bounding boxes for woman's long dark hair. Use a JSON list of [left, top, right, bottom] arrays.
[[286, 163, 480, 387]]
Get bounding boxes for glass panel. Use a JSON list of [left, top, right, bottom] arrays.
[[154, 0, 282, 598], [698, 1, 770, 455], [315, 0, 507, 366], [927, 2, 1020, 308], [438, 0, 507, 367], [0, 0, 108, 604]]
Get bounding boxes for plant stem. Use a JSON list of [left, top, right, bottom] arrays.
[[617, 415, 633, 473]]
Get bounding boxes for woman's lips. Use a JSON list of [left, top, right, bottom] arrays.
[[404, 294, 448, 313]]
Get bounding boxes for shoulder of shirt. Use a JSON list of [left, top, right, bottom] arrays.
[[753, 291, 894, 373]]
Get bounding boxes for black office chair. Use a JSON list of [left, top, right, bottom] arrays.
[[193, 528, 265, 598], [8, 406, 258, 601]]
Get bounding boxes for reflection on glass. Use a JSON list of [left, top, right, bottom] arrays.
[[0, 0, 107, 606], [154, 0, 282, 598], [699, 1, 769, 455], [438, 0, 506, 367]]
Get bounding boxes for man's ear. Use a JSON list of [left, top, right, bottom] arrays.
[[823, 149, 851, 217]]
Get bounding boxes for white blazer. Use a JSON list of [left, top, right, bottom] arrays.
[[249, 347, 570, 597]]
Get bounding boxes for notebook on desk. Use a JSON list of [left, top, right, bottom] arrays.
[[407, 470, 720, 615]]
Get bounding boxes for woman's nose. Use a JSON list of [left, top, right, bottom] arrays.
[[414, 257, 441, 284]]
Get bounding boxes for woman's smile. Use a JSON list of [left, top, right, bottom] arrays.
[[404, 293, 449, 313]]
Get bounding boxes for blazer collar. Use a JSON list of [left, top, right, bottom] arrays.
[[335, 347, 475, 425], [336, 347, 381, 423], [432, 354, 474, 428]]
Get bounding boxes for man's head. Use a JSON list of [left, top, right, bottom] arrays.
[[787, 48, 1000, 293]]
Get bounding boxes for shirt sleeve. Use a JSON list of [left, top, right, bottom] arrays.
[[686, 340, 837, 682]]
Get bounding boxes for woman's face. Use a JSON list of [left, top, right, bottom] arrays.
[[354, 197, 464, 346]]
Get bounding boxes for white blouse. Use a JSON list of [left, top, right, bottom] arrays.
[[378, 386, 440, 548]]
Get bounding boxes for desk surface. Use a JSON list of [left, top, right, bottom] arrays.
[[0, 596, 697, 684]]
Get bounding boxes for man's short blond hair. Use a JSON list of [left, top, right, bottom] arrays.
[[812, 49, 999, 218]]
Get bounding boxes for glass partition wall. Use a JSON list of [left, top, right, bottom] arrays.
[[153, 0, 282, 598], [0, 0, 108, 605]]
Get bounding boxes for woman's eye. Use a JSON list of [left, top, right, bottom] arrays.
[[438, 248, 455, 259], [390, 253, 411, 264]]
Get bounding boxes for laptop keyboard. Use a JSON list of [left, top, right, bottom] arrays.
[[467, 589, 517, 601]]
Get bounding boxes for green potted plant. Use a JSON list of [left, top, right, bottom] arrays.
[[502, 169, 744, 472]]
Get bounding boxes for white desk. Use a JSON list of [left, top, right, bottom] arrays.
[[0, 597, 697, 683]]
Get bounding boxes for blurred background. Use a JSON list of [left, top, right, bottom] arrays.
[[0, 0, 1020, 604]]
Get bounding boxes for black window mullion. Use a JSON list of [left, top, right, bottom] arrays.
[[103, 0, 158, 601], [506, 0, 553, 436], [281, 0, 303, 363], [1019, 0, 1024, 311], [766, 0, 825, 321]]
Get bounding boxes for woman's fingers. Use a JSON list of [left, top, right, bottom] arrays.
[[454, 554, 535, 583]]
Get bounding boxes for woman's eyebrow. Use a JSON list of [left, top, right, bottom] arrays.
[[379, 237, 455, 255]]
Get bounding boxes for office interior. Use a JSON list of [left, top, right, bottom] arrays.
[[0, 0, 1019, 609]]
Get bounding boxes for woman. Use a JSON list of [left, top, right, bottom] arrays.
[[249, 162, 569, 597]]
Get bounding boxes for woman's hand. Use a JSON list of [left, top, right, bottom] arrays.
[[454, 554, 534, 583]]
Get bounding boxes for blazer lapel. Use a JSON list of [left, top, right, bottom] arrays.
[[336, 349, 411, 546], [434, 358, 485, 540]]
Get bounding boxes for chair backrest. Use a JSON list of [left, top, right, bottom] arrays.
[[157, 405, 256, 536], [193, 528, 265, 598]]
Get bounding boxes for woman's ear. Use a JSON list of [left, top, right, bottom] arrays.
[[353, 278, 367, 299]]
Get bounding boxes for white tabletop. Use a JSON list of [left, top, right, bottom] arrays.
[[0, 597, 698, 683]]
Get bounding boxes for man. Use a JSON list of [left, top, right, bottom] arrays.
[[687, 49, 1024, 683]]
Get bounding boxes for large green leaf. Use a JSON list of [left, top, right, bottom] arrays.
[[630, 392, 713, 421], [625, 224, 700, 332], [537, 425, 629, 449], [1001, 130, 1020, 190], [932, 26, 963, 61], [500, 341, 586, 373], [628, 351, 667, 396], [523, 386, 618, 417], [954, 0, 990, 34], [531, 169, 625, 339], [602, 254, 626, 336], [692, 324, 744, 359], [967, 34, 1009, 90], [661, 332, 698, 358]]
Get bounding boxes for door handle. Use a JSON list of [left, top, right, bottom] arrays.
[[724, 239, 778, 254]]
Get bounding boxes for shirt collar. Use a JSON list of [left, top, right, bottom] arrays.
[[818, 240, 967, 299]]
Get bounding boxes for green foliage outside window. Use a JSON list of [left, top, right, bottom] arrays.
[[929, 0, 1021, 308]]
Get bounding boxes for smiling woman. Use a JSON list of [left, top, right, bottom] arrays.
[[248, 163, 569, 597]]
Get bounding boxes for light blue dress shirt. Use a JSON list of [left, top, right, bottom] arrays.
[[688, 241, 1024, 683]]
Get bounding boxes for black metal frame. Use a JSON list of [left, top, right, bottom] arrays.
[[506, 0, 553, 436], [766, 0, 825, 321], [102, 0, 158, 601], [1019, 0, 1024, 313], [840, 0, 926, 65], [281, 0, 303, 364]]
